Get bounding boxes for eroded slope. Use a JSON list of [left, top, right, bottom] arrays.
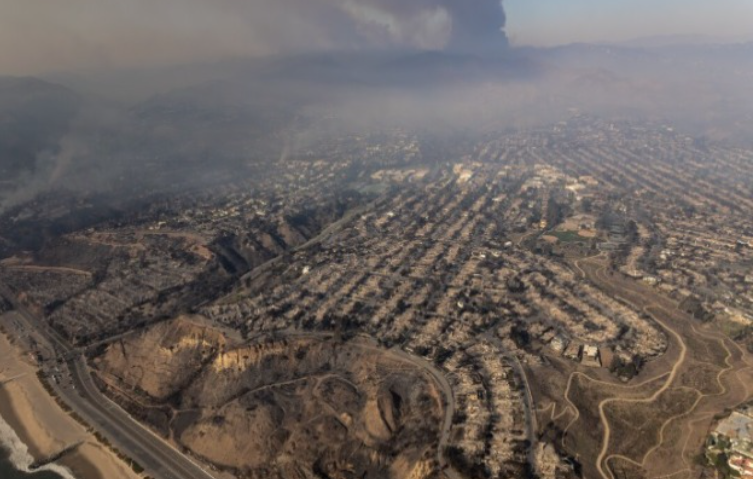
[[93, 319, 445, 479]]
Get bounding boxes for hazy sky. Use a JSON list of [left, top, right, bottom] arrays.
[[0, 0, 751, 75], [507, 0, 753, 46]]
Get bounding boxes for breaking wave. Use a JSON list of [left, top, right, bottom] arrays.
[[0, 412, 78, 479]]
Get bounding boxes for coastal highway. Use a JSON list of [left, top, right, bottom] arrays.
[[62, 356, 216, 479], [2, 285, 464, 479], [0, 286, 217, 479]]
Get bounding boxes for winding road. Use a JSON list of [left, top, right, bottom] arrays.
[[353, 338, 462, 479], [0, 285, 219, 479]]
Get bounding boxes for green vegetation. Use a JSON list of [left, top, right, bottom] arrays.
[[550, 230, 585, 243], [444, 446, 491, 479], [131, 460, 145, 474], [705, 436, 743, 479], [357, 182, 390, 195], [718, 318, 752, 341]]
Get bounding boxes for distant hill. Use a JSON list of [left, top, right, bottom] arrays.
[[617, 34, 752, 48], [0, 39, 745, 215]]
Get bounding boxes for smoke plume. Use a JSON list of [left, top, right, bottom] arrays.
[[343, 0, 508, 52], [441, 0, 508, 52], [0, 0, 508, 74]]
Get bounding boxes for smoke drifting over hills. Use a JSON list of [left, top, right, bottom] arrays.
[[438, 0, 508, 52], [0, 0, 507, 74], [344, 0, 508, 53], [0, 0, 750, 220]]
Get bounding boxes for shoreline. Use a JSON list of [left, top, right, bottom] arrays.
[[0, 409, 77, 479], [0, 327, 141, 479], [0, 386, 49, 460]]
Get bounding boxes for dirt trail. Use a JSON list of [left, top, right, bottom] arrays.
[[1, 265, 92, 276], [564, 256, 751, 479], [595, 302, 688, 479]]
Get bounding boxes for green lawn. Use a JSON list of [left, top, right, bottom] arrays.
[[551, 230, 585, 243]]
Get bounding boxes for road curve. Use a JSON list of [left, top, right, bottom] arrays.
[[4, 281, 463, 479], [64, 356, 217, 479], [0, 285, 218, 479], [355, 339, 462, 479]]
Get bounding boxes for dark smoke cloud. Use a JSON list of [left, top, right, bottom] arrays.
[[441, 0, 508, 52], [0, 0, 507, 74], [344, 0, 507, 52]]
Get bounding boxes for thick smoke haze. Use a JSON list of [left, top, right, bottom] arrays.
[[0, 0, 506, 74], [1, 39, 749, 213], [0, 1, 750, 219]]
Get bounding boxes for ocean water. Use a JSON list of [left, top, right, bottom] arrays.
[[0, 448, 65, 479], [0, 413, 74, 479]]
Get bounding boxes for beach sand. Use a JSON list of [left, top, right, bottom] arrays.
[[0, 331, 141, 479]]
